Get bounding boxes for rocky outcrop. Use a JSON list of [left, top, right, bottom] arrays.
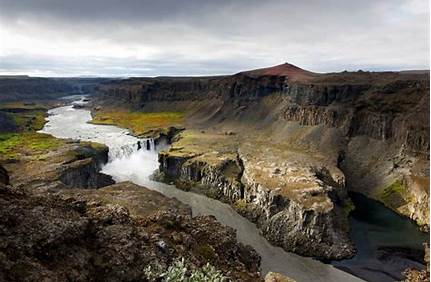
[[0, 182, 261, 281], [157, 130, 354, 260], [403, 244, 429, 282], [5, 141, 114, 192], [59, 158, 114, 188], [281, 76, 429, 155], [59, 144, 114, 189], [238, 152, 353, 259]]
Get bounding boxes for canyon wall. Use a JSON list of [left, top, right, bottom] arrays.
[[95, 63, 430, 242], [0, 77, 112, 102]]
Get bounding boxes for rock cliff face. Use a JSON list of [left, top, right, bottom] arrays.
[[96, 64, 429, 156], [156, 130, 354, 260], [59, 144, 114, 189], [96, 63, 430, 240], [237, 147, 353, 259], [5, 141, 114, 192]]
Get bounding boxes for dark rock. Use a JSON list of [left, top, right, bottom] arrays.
[[0, 165, 9, 185], [0, 182, 262, 281]]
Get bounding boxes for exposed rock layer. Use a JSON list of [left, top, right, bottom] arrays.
[[156, 130, 354, 259], [95, 64, 430, 230], [4, 141, 114, 192]]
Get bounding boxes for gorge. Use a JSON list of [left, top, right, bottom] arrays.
[[91, 63, 430, 280], [0, 63, 429, 282]]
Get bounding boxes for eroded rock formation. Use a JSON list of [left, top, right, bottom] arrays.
[[4, 141, 114, 192], [155, 130, 354, 259], [95, 63, 430, 255]]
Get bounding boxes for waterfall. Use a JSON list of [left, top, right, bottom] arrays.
[[108, 138, 156, 160]]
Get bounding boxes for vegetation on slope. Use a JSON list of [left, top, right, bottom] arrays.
[[0, 102, 64, 162], [0, 132, 63, 162], [91, 110, 184, 136]]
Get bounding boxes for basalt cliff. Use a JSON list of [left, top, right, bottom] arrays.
[[95, 63, 430, 259]]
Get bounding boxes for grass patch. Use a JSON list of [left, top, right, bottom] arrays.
[[0, 132, 64, 161], [0, 101, 49, 110], [91, 110, 184, 135], [7, 110, 47, 132]]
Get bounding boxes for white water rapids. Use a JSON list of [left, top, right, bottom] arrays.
[[39, 99, 363, 282]]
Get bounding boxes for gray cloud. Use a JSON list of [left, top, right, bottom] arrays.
[[0, 0, 429, 76]]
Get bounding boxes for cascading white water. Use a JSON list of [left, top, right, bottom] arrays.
[[39, 98, 364, 282], [109, 142, 138, 160], [109, 138, 157, 160]]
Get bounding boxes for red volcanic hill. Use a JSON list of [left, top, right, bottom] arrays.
[[240, 62, 320, 81]]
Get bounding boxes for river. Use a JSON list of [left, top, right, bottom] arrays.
[[39, 99, 426, 282]]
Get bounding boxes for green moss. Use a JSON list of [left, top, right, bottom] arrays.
[[80, 141, 107, 151], [5, 110, 47, 132], [91, 110, 184, 135], [196, 244, 216, 262], [0, 132, 64, 161], [378, 180, 410, 209], [0, 101, 49, 110], [234, 199, 247, 211], [381, 180, 407, 200]]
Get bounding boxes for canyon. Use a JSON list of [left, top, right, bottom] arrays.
[[95, 63, 430, 255], [0, 62, 429, 281]]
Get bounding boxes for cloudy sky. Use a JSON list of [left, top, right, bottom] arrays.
[[0, 0, 429, 77]]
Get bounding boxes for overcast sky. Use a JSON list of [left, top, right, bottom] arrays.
[[0, 0, 429, 77]]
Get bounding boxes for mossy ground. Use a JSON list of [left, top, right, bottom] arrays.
[[91, 110, 184, 136], [7, 110, 47, 132], [0, 101, 50, 110], [0, 102, 48, 134], [0, 102, 64, 162], [0, 132, 64, 161]]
